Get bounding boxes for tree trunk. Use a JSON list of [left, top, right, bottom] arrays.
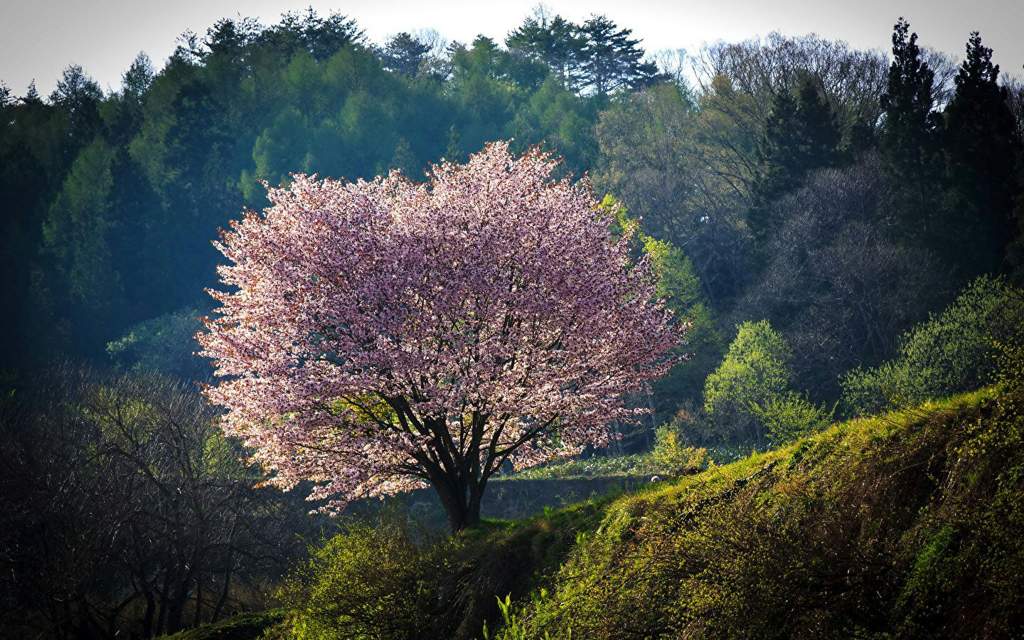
[[433, 475, 483, 533]]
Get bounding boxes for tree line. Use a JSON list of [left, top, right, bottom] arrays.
[[2, 8, 1024, 638]]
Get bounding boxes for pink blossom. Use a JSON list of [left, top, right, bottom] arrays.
[[199, 141, 681, 530]]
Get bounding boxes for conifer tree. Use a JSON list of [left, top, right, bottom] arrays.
[[942, 32, 1023, 275], [748, 76, 841, 245], [879, 18, 942, 236]]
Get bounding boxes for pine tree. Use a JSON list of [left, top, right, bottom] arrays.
[[506, 10, 586, 90], [578, 16, 662, 97], [879, 18, 942, 236], [380, 32, 431, 76], [748, 76, 841, 245], [942, 31, 1022, 275]]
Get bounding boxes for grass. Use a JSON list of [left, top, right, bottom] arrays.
[[172, 385, 1024, 639]]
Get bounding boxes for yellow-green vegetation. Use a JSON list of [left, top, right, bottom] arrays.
[[842, 276, 1024, 416], [701, 319, 832, 445], [493, 385, 1024, 639], [511, 425, 709, 480], [202, 381, 1024, 640]]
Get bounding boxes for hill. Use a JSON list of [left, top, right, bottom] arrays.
[[169, 384, 1024, 639]]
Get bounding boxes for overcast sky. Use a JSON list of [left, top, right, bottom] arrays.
[[2, 0, 1023, 96]]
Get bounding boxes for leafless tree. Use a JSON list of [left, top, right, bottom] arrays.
[[0, 366, 319, 639]]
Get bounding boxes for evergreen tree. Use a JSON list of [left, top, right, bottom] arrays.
[[879, 18, 942, 236], [942, 32, 1023, 275], [578, 16, 662, 97], [50, 65, 103, 154], [23, 80, 41, 105], [506, 9, 586, 90], [380, 32, 431, 76], [748, 76, 842, 245]]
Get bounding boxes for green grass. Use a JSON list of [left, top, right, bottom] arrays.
[[157, 610, 284, 640]]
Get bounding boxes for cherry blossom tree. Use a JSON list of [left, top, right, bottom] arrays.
[[199, 141, 681, 531]]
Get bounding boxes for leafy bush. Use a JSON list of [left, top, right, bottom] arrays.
[[702, 320, 796, 443], [278, 504, 604, 640], [750, 391, 834, 445], [651, 423, 709, 475], [107, 308, 209, 380], [842, 276, 1024, 415], [279, 519, 447, 640]]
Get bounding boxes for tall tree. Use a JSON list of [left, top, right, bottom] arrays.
[[506, 9, 586, 90], [942, 31, 1023, 275], [380, 32, 431, 76], [198, 143, 680, 532], [748, 75, 842, 245], [578, 16, 662, 97], [879, 18, 942, 236]]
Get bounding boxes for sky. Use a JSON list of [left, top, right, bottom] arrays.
[[1, 0, 1023, 96]]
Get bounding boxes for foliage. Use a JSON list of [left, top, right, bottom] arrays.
[[199, 143, 679, 531], [107, 307, 208, 380], [739, 155, 950, 399], [940, 31, 1023, 277], [749, 391, 834, 445], [842, 276, 1024, 415], [702, 320, 795, 443], [277, 504, 605, 640], [650, 423, 710, 475], [747, 75, 842, 246], [491, 386, 1024, 639], [506, 10, 662, 97]]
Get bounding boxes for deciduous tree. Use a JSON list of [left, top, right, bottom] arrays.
[[199, 142, 680, 531]]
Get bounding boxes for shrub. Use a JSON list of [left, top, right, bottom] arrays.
[[651, 423, 709, 475], [750, 391, 834, 445], [106, 308, 208, 380], [279, 519, 449, 640], [842, 276, 1024, 415], [702, 320, 793, 443]]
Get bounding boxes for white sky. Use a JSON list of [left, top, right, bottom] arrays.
[[1, 0, 1023, 96]]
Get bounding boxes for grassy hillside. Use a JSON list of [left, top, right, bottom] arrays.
[[499, 385, 1024, 639], [178, 384, 1024, 639]]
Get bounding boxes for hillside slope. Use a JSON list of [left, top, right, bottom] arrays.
[[498, 386, 1024, 639], [177, 385, 1024, 639]]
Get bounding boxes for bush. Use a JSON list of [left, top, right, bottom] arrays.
[[107, 308, 209, 380], [750, 391, 834, 445], [702, 320, 793, 443], [651, 423, 709, 475], [279, 519, 448, 640], [842, 276, 1024, 415]]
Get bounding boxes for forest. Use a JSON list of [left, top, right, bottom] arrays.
[[2, 6, 1024, 639]]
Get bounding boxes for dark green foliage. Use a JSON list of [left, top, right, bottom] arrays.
[[577, 16, 663, 97], [748, 75, 842, 246], [506, 11, 662, 97], [880, 18, 942, 223], [941, 32, 1023, 276], [506, 10, 585, 90], [378, 32, 431, 76]]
